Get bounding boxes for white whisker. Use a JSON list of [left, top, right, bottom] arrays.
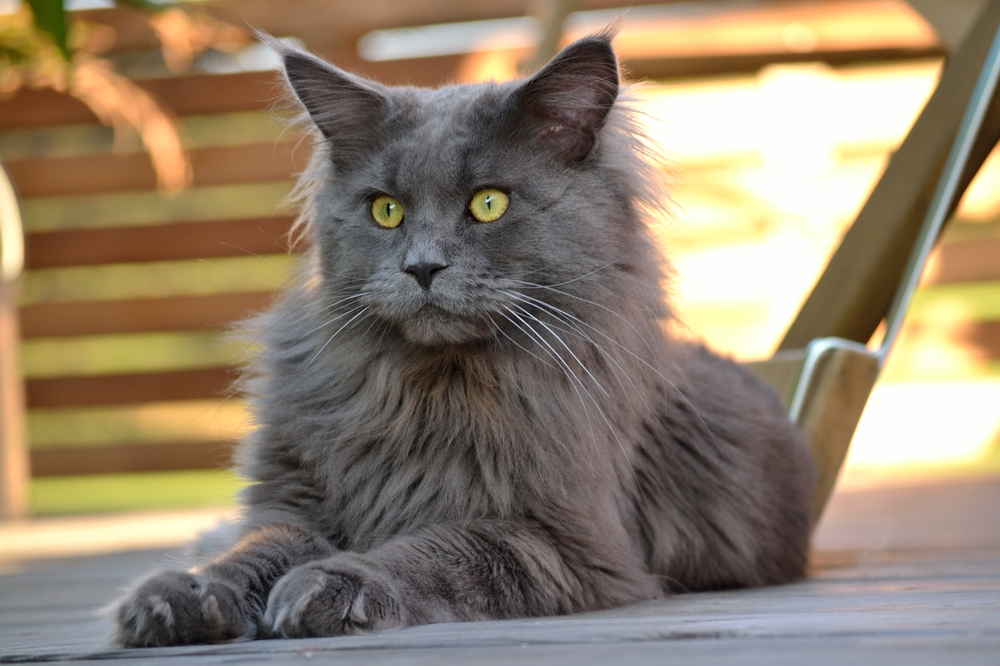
[[503, 284, 726, 463], [502, 290, 646, 413], [521, 249, 640, 289], [503, 307, 601, 449], [506, 303, 610, 399], [503, 304, 646, 503], [301, 296, 371, 338], [304, 305, 371, 370], [493, 311, 559, 370]]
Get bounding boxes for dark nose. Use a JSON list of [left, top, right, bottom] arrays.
[[405, 262, 447, 289]]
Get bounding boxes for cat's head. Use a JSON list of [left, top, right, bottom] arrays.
[[279, 35, 665, 348]]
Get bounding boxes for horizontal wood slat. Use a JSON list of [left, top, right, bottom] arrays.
[[76, 0, 943, 59], [30, 440, 237, 476], [625, 46, 945, 81], [132, 71, 280, 115], [7, 143, 302, 198], [929, 238, 1000, 284], [0, 71, 280, 130], [0, 47, 949, 133], [24, 217, 296, 269], [26, 367, 236, 408], [21, 182, 295, 234], [20, 292, 274, 338], [965, 320, 1000, 358], [76, 0, 667, 53]]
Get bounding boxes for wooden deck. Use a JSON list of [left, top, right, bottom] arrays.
[[1, 476, 998, 665]]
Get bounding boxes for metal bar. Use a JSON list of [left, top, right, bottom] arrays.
[[787, 337, 874, 424], [877, 23, 1000, 363]]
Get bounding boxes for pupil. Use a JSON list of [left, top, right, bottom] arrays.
[[385, 203, 393, 217], [485, 196, 493, 210]]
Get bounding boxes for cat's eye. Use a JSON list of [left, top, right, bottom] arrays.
[[469, 189, 509, 223], [371, 195, 404, 228]]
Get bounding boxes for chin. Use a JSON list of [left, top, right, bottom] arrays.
[[398, 309, 492, 347]]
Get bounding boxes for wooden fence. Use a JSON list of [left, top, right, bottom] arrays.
[[5, 69, 295, 479], [0, 0, 996, 515]]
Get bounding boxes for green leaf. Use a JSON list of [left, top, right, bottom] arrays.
[[116, 0, 177, 12], [26, 0, 69, 60]]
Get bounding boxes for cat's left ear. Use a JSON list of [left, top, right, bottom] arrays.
[[513, 35, 620, 161]]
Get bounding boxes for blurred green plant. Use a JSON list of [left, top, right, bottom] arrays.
[[1, 0, 249, 191], [24, 0, 70, 59]]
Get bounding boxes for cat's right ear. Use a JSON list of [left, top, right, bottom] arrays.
[[266, 35, 386, 166]]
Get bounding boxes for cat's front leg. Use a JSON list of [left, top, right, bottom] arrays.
[[114, 523, 332, 647], [266, 519, 656, 638]]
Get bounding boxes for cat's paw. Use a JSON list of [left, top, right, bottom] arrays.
[[264, 558, 404, 638], [113, 569, 256, 647]]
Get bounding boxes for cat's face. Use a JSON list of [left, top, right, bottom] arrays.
[[284, 37, 641, 347]]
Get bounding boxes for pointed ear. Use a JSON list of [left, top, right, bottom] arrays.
[[272, 37, 387, 169], [514, 36, 620, 161]]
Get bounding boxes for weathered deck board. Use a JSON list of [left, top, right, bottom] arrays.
[[1, 477, 998, 664]]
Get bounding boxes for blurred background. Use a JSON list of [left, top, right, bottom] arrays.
[[0, 0, 997, 549]]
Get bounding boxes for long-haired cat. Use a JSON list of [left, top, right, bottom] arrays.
[[113, 34, 814, 647]]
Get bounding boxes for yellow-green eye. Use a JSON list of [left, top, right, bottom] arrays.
[[371, 195, 403, 228], [469, 189, 509, 223]]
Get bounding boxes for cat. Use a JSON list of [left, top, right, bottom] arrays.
[[113, 33, 815, 647]]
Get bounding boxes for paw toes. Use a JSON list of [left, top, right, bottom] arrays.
[[114, 571, 254, 647], [266, 568, 342, 638], [265, 565, 401, 638]]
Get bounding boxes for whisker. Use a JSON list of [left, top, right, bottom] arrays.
[[503, 290, 645, 412], [505, 304, 647, 504], [300, 296, 371, 338], [507, 303, 610, 399], [304, 305, 371, 370], [503, 307, 601, 449], [508, 278, 659, 358], [503, 286, 726, 463], [495, 310, 559, 370], [316, 268, 371, 284], [196, 258, 285, 290], [217, 243, 291, 268], [520, 249, 641, 289]]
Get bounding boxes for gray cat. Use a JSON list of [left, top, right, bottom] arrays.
[[113, 34, 815, 647]]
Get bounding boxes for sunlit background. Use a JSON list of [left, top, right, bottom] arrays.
[[0, 0, 998, 554]]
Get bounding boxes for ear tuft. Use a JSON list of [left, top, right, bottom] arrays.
[[265, 33, 387, 169], [515, 36, 620, 161]]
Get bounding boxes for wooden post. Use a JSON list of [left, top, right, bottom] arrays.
[[0, 163, 28, 520], [0, 282, 28, 519]]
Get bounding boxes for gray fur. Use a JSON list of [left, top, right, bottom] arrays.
[[113, 35, 815, 647]]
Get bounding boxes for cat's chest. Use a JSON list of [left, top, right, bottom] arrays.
[[311, 367, 532, 547], [280, 343, 622, 549]]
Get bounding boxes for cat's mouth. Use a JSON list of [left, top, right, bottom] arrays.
[[394, 303, 493, 347]]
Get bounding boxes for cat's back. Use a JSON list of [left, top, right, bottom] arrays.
[[633, 341, 815, 591]]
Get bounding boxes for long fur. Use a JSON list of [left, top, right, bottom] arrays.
[[112, 34, 815, 647]]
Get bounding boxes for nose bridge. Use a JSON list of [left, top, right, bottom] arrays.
[[396, 124, 463, 268], [403, 204, 454, 268], [402, 214, 452, 290], [404, 229, 446, 268]]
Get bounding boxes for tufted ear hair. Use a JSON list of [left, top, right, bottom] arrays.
[[513, 35, 620, 162], [268, 35, 388, 170]]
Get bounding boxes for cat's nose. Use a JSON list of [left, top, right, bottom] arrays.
[[405, 262, 447, 289]]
